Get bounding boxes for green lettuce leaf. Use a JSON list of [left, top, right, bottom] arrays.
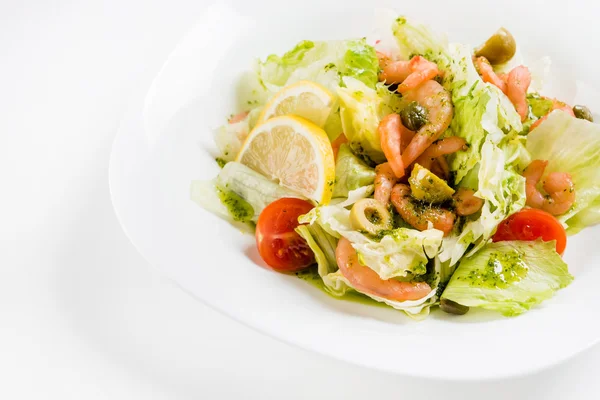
[[257, 39, 379, 94], [332, 144, 376, 198], [526, 111, 600, 233], [442, 240, 573, 316], [391, 16, 448, 63], [440, 138, 526, 266], [191, 162, 303, 224], [337, 77, 402, 163], [445, 43, 523, 184]]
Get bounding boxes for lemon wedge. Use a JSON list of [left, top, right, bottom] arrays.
[[409, 163, 455, 203], [257, 81, 335, 127], [236, 115, 335, 204]]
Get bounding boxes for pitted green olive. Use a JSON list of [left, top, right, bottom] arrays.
[[350, 199, 392, 235], [475, 27, 516, 65]]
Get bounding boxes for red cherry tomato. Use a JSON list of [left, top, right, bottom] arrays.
[[492, 208, 567, 254], [255, 198, 315, 272]]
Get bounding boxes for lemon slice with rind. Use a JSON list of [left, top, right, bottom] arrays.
[[236, 115, 335, 204], [258, 81, 335, 127]]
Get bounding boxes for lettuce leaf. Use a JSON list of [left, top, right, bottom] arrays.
[[526, 111, 600, 233], [258, 39, 379, 95], [391, 16, 448, 63], [191, 162, 303, 223], [440, 139, 526, 266], [332, 144, 376, 198], [445, 43, 523, 184], [337, 77, 402, 163], [441, 240, 573, 316]]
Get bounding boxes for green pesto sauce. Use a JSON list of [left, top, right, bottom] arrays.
[[458, 250, 528, 288], [295, 267, 388, 308], [215, 157, 227, 168], [216, 187, 254, 222], [527, 94, 554, 118]]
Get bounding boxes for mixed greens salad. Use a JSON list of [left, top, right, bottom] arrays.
[[192, 11, 600, 319]]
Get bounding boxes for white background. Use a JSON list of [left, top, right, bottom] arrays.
[[2, 0, 598, 398]]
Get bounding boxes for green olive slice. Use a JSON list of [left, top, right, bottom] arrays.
[[475, 27, 516, 65], [350, 199, 392, 235]]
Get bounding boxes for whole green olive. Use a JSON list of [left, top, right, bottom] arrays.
[[475, 27, 517, 65], [573, 105, 594, 122], [440, 298, 470, 315], [400, 101, 428, 132]]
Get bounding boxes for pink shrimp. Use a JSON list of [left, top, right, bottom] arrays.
[[374, 162, 398, 206], [413, 137, 467, 171], [401, 80, 454, 167], [523, 160, 575, 216], [506, 66, 531, 122], [379, 56, 440, 94], [335, 237, 432, 301], [378, 113, 407, 178], [376, 51, 392, 70], [228, 111, 249, 124], [453, 188, 484, 216], [475, 58, 532, 122], [431, 156, 450, 180], [475, 57, 507, 93], [390, 184, 456, 236], [331, 133, 348, 161], [530, 100, 575, 131]]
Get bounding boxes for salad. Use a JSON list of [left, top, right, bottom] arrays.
[[192, 12, 600, 319]]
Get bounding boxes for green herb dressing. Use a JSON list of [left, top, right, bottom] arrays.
[[216, 187, 254, 222], [457, 250, 528, 289]]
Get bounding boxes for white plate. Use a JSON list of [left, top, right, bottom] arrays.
[[109, 0, 600, 380]]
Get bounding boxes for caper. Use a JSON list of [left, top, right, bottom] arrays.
[[440, 298, 470, 315], [350, 199, 392, 235], [474, 27, 517, 65], [400, 101, 428, 132], [573, 105, 594, 122]]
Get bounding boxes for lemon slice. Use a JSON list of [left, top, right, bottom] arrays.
[[257, 81, 335, 127], [236, 115, 335, 204], [409, 163, 455, 203]]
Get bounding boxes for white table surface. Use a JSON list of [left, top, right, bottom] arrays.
[[2, 1, 598, 398]]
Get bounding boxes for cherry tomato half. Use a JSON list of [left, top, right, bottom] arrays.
[[492, 208, 567, 254], [256, 198, 315, 272]]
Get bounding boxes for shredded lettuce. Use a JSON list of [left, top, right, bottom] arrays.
[[445, 43, 523, 184], [298, 204, 443, 279], [442, 240, 573, 316], [258, 39, 379, 93], [332, 144, 376, 198], [337, 77, 402, 163], [440, 139, 526, 266], [527, 111, 600, 233], [391, 16, 448, 63]]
